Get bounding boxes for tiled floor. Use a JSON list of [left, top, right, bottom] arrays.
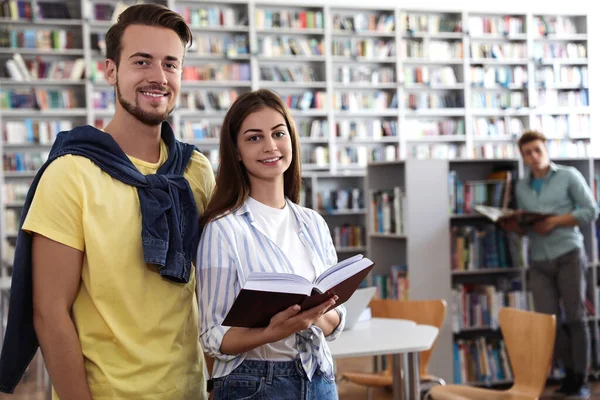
[[3, 354, 600, 399]]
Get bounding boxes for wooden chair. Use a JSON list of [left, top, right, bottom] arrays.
[[339, 299, 447, 400], [427, 307, 556, 400]]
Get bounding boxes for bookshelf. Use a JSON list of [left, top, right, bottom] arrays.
[[451, 157, 600, 385], [365, 159, 453, 383], [307, 171, 368, 256], [364, 156, 600, 385], [448, 158, 529, 386], [0, 0, 596, 385]]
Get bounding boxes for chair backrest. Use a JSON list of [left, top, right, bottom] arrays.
[[369, 299, 446, 376], [499, 307, 556, 396]]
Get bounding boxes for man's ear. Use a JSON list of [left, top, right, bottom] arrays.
[[105, 59, 117, 86]]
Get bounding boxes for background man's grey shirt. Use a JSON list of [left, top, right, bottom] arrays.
[[516, 162, 599, 261]]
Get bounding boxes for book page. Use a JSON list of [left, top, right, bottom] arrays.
[[474, 205, 515, 222], [474, 205, 553, 225], [243, 271, 313, 295], [315, 257, 373, 293], [315, 254, 364, 284]]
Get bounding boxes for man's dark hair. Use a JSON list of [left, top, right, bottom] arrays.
[[518, 130, 547, 150], [105, 4, 192, 67]]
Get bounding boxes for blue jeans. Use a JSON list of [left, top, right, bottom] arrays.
[[212, 358, 338, 400]]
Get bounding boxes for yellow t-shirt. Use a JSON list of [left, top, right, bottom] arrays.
[[23, 140, 215, 400]]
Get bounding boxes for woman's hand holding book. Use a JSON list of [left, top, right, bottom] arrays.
[[261, 295, 339, 343]]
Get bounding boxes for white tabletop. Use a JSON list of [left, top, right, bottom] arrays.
[[329, 317, 439, 358]]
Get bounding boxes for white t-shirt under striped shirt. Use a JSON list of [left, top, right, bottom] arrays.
[[244, 196, 316, 361]]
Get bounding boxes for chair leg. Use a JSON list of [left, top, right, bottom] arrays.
[[420, 377, 444, 396], [431, 377, 446, 386], [366, 386, 372, 400], [421, 375, 446, 387]]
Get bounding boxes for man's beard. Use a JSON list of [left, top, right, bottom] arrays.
[[115, 79, 175, 126]]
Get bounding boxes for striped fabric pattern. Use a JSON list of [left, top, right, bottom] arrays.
[[196, 198, 346, 380]]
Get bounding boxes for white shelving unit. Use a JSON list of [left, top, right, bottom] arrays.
[[0, 0, 595, 386], [365, 159, 453, 384], [365, 156, 600, 385]]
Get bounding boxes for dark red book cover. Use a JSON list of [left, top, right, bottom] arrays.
[[222, 263, 374, 328]]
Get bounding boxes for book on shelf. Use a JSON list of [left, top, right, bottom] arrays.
[[410, 143, 466, 160], [450, 225, 514, 271], [0, 88, 78, 110], [450, 169, 515, 214], [177, 5, 243, 28], [318, 188, 363, 213], [332, 13, 395, 34], [92, 4, 115, 22], [333, 225, 364, 249], [451, 281, 527, 332], [3, 119, 70, 145], [468, 16, 525, 37], [472, 144, 519, 160], [222, 254, 374, 328], [37, 2, 71, 20], [3, 152, 48, 172], [255, 9, 324, 30], [371, 187, 406, 235], [1, 1, 33, 19], [338, 145, 397, 166], [453, 337, 513, 385], [370, 264, 408, 300], [474, 205, 554, 225]]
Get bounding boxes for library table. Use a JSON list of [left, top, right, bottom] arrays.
[[329, 317, 439, 400]]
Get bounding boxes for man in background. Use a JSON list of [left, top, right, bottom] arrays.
[[501, 130, 598, 398]]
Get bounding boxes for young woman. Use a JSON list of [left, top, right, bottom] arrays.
[[196, 89, 346, 399]]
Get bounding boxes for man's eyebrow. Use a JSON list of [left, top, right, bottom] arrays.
[[129, 52, 152, 59], [128, 53, 180, 62]]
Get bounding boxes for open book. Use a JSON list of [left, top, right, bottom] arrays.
[[222, 254, 375, 328], [474, 205, 554, 225]]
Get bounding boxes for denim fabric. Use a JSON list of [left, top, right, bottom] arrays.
[[0, 122, 199, 393], [212, 359, 338, 400]]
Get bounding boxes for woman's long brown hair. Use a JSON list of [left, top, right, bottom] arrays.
[[200, 89, 302, 227]]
